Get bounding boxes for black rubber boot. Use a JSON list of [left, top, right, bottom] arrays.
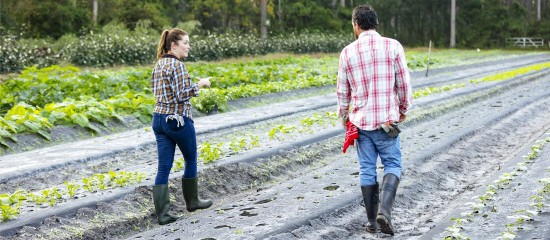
[[376, 174, 400, 235], [361, 182, 379, 233], [152, 184, 179, 225], [182, 177, 213, 212]]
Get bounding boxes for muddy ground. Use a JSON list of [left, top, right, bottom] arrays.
[[1, 54, 550, 240]]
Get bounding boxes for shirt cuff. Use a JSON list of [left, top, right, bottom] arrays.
[[192, 83, 200, 97]]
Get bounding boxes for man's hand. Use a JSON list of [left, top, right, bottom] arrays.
[[341, 116, 348, 129], [399, 114, 407, 123], [198, 77, 212, 88]]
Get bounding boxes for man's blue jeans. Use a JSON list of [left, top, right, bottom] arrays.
[[152, 113, 198, 185], [356, 129, 402, 186]]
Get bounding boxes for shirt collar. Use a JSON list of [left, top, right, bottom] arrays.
[[358, 30, 380, 39], [163, 53, 181, 60]]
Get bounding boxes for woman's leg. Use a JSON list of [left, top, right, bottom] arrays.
[[166, 117, 197, 179], [153, 114, 177, 185]]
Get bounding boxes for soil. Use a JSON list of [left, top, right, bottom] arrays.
[[1, 53, 550, 240]]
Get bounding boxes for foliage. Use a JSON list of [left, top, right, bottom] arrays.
[[471, 62, 550, 83], [0, 34, 59, 73], [58, 22, 158, 67], [0, 30, 351, 73], [412, 83, 466, 99], [199, 141, 224, 164], [191, 89, 228, 113], [3, 0, 550, 50]]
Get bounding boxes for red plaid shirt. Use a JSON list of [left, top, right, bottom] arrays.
[[337, 30, 412, 131]]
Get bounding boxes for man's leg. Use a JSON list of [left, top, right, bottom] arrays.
[[374, 130, 402, 235], [357, 130, 379, 232]]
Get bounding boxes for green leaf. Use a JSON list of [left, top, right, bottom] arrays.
[[134, 113, 150, 123], [23, 121, 42, 132], [71, 113, 89, 128], [37, 130, 51, 141], [0, 137, 10, 148], [86, 124, 101, 134]]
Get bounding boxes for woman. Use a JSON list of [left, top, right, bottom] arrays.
[[151, 28, 213, 225]]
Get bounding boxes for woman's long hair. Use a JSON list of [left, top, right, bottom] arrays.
[[156, 28, 188, 60]]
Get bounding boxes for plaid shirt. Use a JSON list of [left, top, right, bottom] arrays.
[[337, 30, 412, 131], [151, 54, 199, 118]]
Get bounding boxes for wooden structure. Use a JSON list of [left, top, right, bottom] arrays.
[[506, 37, 545, 47]]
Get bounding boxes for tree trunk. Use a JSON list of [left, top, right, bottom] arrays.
[[450, 0, 456, 48], [260, 0, 267, 40], [92, 0, 98, 26], [526, 0, 532, 22], [331, 0, 338, 8], [277, 0, 283, 22], [537, 0, 541, 21], [340, 0, 345, 8]]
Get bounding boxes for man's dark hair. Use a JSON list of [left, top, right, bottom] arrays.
[[352, 5, 378, 30]]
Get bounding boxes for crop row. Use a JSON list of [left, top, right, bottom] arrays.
[[0, 170, 146, 222], [0, 109, 338, 222], [444, 135, 550, 240]]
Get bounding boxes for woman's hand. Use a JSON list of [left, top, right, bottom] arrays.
[[198, 77, 212, 88]]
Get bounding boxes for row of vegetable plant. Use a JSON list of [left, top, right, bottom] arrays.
[[444, 135, 550, 240], [197, 111, 338, 164], [500, 135, 550, 240], [0, 170, 146, 222]]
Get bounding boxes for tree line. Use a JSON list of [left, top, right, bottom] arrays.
[[1, 0, 549, 48]]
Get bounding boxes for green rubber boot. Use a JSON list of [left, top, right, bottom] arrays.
[[182, 177, 213, 212], [152, 184, 179, 225]]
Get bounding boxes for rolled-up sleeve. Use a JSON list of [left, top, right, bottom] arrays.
[[336, 50, 351, 119], [394, 44, 412, 115]]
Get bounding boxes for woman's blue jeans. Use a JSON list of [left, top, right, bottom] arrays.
[[356, 129, 402, 186], [152, 113, 198, 185]]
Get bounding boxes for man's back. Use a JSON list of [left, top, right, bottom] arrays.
[[337, 30, 412, 131]]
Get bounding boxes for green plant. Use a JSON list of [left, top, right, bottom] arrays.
[[91, 174, 105, 190], [229, 137, 247, 153], [199, 141, 224, 164], [64, 182, 80, 198], [191, 88, 228, 113], [249, 135, 260, 148], [0, 190, 26, 205], [27, 192, 48, 205], [501, 225, 517, 240], [268, 124, 296, 139], [82, 177, 95, 192], [0, 202, 21, 222], [530, 195, 544, 210], [471, 61, 550, 84], [444, 218, 470, 240], [173, 157, 185, 172], [412, 83, 466, 99]]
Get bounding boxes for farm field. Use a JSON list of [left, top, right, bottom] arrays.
[[1, 49, 550, 240]]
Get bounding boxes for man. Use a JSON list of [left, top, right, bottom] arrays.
[[337, 5, 412, 236]]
